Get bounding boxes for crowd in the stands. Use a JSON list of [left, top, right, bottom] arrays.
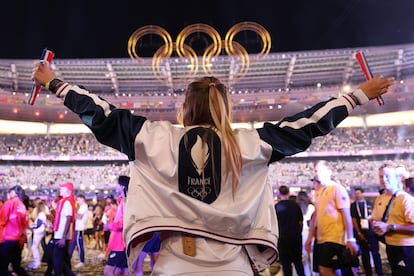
[[1, 126, 414, 192]]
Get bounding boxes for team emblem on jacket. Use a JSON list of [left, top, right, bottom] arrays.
[[179, 127, 221, 203]]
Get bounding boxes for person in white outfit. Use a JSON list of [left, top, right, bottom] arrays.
[[68, 194, 89, 269], [296, 191, 315, 276], [28, 200, 47, 269]]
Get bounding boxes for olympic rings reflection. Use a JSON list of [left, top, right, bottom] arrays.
[[127, 22, 271, 86]]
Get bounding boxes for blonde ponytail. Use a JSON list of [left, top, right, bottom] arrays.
[[208, 85, 242, 195]]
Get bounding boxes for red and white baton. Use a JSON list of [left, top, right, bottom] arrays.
[[355, 51, 384, 106], [28, 48, 55, 105]]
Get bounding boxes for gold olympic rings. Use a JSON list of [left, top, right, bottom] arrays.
[[127, 22, 271, 86]]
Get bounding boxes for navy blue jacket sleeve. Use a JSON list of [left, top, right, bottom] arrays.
[[63, 89, 146, 161], [257, 97, 350, 163]]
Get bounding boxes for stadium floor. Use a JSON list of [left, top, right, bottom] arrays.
[[21, 239, 152, 276], [19, 239, 392, 276]]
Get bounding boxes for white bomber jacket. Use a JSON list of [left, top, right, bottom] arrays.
[[55, 83, 367, 270]]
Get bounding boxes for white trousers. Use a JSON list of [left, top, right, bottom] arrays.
[[31, 232, 44, 266], [151, 235, 253, 276]]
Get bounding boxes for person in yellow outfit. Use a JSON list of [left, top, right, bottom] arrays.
[[371, 164, 414, 276]]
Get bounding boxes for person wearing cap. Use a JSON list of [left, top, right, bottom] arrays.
[[104, 175, 130, 276], [52, 182, 76, 276]]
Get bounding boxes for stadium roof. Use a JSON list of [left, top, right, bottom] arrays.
[[1, 43, 414, 124]]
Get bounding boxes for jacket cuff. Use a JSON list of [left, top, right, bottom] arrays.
[[352, 89, 369, 105]]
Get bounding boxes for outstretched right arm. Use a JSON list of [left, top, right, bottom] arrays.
[[257, 75, 394, 163]]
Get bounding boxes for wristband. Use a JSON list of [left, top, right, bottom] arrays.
[[45, 80, 51, 90], [48, 78, 63, 92], [346, 237, 356, 242]]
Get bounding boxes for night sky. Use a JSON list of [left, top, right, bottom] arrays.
[[1, 0, 413, 59]]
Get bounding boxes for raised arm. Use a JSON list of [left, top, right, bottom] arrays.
[[32, 62, 146, 161], [258, 75, 394, 162]]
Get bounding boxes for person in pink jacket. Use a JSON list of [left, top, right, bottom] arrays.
[[0, 185, 29, 276], [104, 175, 130, 276]]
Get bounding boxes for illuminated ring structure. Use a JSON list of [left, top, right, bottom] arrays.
[[127, 22, 271, 86]]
